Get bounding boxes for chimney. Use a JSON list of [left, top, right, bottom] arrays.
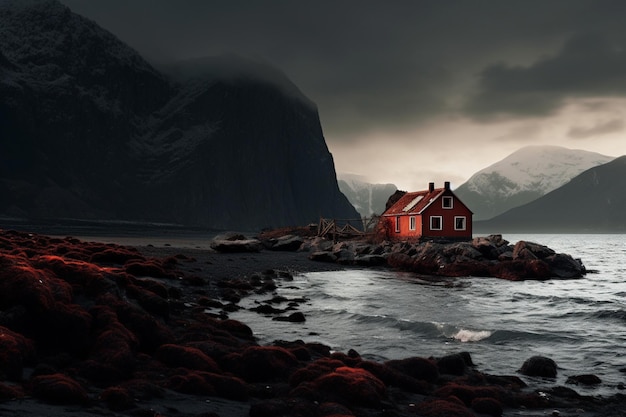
[[444, 181, 450, 190], [428, 182, 434, 192]]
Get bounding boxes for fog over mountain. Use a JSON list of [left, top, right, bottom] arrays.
[[0, 0, 359, 230], [454, 146, 614, 220], [337, 174, 397, 217]]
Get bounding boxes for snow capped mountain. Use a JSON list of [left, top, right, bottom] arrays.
[[337, 173, 397, 216], [454, 146, 614, 220]]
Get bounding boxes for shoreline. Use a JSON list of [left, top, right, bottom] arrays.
[[0, 228, 624, 417]]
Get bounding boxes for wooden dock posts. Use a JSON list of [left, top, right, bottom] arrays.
[[317, 216, 380, 242]]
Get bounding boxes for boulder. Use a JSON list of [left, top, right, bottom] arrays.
[[354, 254, 387, 266], [210, 238, 263, 253], [544, 253, 585, 278], [309, 251, 338, 263], [566, 374, 601, 385], [518, 356, 557, 378], [266, 234, 305, 251], [385, 357, 439, 382], [513, 241, 555, 260]]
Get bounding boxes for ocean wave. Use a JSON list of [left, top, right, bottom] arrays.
[[592, 309, 626, 321], [452, 329, 492, 342]]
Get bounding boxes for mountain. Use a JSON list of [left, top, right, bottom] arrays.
[[0, 0, 359, 230], [475, 156, 626, 233], [337, 174, 397, 217], [454, 146, 614, 220]]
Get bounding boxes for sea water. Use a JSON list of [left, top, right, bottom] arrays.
[[231, 234, 626, 397]]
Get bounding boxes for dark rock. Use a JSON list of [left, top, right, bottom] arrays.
[[513, 241, 555, 260], [518, 356, 557, 378], [100, 386, 135, 411], [437, 353, 468, 375], [354, 254, 387, 266], [210, 239, 263, 253], [309, 251, 338, 263], [566, 374, 602, 385], [385, 357, 439, 382], [273, 312, 306, 322], [266, 235, 305, 251], [545, 253, 585, 278]]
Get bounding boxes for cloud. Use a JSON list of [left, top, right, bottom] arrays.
[[567, 118, 625, 139], [465, 33, 626, 119]]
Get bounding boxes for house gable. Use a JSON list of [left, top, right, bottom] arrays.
[[381, 182, 473, 241]]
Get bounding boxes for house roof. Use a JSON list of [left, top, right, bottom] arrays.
[[383, 188, 445, 216]]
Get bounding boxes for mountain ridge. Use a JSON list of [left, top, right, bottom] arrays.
[[475, 155, 626, 233], [454, 145, 614, 220]]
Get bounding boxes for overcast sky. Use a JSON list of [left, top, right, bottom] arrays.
[[61, 0, 625, 190]]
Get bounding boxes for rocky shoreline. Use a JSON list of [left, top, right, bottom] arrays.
[[0, 228, 623, 417], [240, 231, 586, 280]]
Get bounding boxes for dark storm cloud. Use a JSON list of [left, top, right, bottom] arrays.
[[465, 32, 626, 119], [60, 0, 626, 138]]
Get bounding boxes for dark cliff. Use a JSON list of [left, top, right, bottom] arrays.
[[0, 0, 358, 230]]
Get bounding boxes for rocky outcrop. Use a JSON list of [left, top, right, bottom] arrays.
[[292, 234, 585, 280]]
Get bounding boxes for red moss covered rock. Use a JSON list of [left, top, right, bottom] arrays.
[[292, 366, 385, 408], [126, 284, 170, 318], [472, 397, 503, 417], [415, 398, 475, 417], [0, 326, 35, 381], [0, 382, 25, 400], [224, 346, 299, 382], [90, 247, 145, 265], [358, 360, 431, 394], [30, 373, 89, 405], [156, 344, 221, 372], [434, 383, 505, 406], [289, 358, 345, 387], [167, 371, 217, 396], [125, 259, 176, 279]]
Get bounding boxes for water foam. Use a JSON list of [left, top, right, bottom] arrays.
[[453, 329, 492, 342]]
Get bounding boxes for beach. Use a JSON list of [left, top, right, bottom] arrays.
[[0, 229, 624, 417]]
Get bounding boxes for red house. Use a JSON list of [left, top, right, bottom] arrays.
[[380, 182, 472, 241]]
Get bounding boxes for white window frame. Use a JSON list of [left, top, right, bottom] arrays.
[[442, 196, 453, 209], [395, 216, 400, 233], [409, 216, 416, 231], [454, 216, 466, 231], [430, 216, 442, 230]]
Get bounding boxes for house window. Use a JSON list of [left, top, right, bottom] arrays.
[[454, 216, 466, 231], [395, 216, 400, 233], [430, 216, 442, 230], [442, 196, 453, 209], [409, 216, 416, 231]]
